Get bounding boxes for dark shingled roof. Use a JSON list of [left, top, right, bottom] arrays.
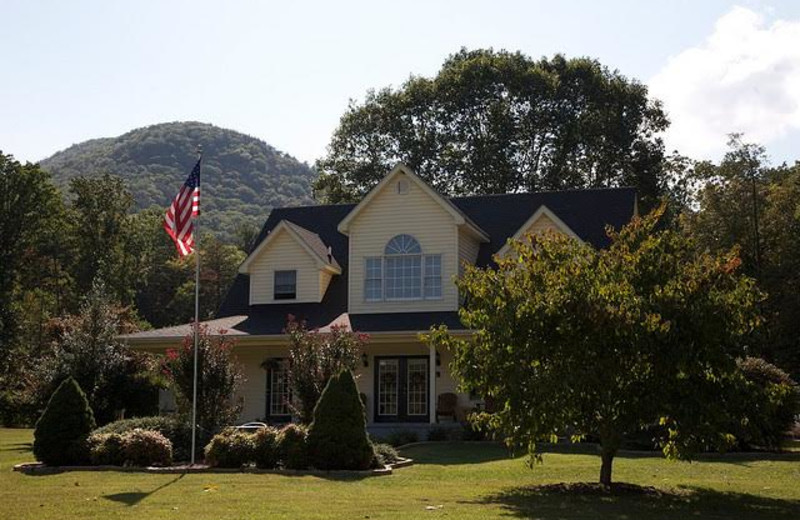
[[125, 187, 635, 341]]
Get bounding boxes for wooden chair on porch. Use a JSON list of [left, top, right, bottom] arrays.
[[436, 393, 459, 423]]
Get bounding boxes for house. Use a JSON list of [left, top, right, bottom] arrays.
[[123, 164, 637, 429]]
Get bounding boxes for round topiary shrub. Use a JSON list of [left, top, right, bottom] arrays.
[[33, 377, 96, 466], [121, 429, 173, 467], [307, 370, 374, 470], [87, 433, 125, 465], [253, 427, 280, 469], [277, 424, 309, 470], [204, 429, 257, 468]]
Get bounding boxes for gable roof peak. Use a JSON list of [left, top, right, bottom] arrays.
[[238, 219, 341, 274]]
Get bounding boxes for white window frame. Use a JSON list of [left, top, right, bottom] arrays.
[[363, 234, 443, 302], [273, 270, 297, 300]]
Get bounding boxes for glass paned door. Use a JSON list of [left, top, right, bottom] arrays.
[[375, 357, 429, 422], [378, 359, 399, 416], [407, 359, 428, 416]]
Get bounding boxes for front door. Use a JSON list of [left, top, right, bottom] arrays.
[[374, 356, 429, 422]]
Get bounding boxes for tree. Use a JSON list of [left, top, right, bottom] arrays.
[[284, 317, 367, 423], [0, 152, 65, 367], [315, 49, 668, 210], [33, 377, 96, 465], [425, 207, 761, 486], [162, 326, 243, 436], [306, 370, 374, 470], [684, 135, 800, 378], [39, 280, 159, 425], [68, 173, 138, 304]]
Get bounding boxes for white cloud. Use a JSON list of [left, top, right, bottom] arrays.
[[649, 6, 800, 160]]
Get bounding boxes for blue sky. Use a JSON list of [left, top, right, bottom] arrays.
[[2, 0, 800, 166]]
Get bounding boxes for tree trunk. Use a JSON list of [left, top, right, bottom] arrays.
[[599, 449, 614, 487]]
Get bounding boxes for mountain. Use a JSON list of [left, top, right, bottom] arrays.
[[40, 121, 317, 241]]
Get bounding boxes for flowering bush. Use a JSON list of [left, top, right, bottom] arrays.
[[121, 428, 173, 467], [204, 429, 257, 468], [277, 423, 309, 469], [285, 316, 368, 423], [162, 325, 244, 436], [87, 432, 125, 465], [253, 426, 281, 469]]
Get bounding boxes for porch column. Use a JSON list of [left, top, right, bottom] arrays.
[[429, 344, 436, 424]]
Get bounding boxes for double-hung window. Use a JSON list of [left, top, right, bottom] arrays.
[[364, 234, 442, 301], [274, 270, 297, 300]]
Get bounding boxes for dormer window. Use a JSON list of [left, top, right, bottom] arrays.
[[365, 235, 442, 301], [274, 270, 297, 300]]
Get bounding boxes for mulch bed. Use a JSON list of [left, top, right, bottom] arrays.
[[13, 457, 413, 476]]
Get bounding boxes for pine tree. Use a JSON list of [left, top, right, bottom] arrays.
[[33, 377, 96, 465]]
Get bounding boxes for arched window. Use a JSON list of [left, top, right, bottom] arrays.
[[364, 235, 442, 301], [384, 234, 421, 255]]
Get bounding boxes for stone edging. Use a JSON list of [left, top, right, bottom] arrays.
[[12, 457, 413, 476]]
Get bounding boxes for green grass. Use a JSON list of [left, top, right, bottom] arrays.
[[1, 428, 799, 519]]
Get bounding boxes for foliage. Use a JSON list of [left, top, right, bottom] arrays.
[[37, 280, 160, 425], [33, 377, 96, 465], [120, 428, 173, 467], [252, 426, 280, 469], [204, 429, 257, 468], [92, 415, 195, 462], [425, 206, 762, 485], [285, 316, 367, 423], [307, 370, 374, 470], [381, 429, 420, 447], [315, 49, 668, 210], [371, 443, 400, 465], [730, 357, 799, 449], [87, 432, 125, 465], [0, 152, 66, 374], [427, 426, 451, 442], [39, 121, 316, 242], [277, 423, 309, 469], [682, 135, 800, 379], [161, 326, 243, 437]]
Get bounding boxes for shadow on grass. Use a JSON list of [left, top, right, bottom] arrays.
[[475, 483, 800, 520], [401, 441, 517, 466], [0, 442, 32, 453], [103, 473, 186, 506]]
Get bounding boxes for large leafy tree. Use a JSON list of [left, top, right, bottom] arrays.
[[426, 207, 761, 486], [315, 49, 668, 210], [684, 135, 800, 378]]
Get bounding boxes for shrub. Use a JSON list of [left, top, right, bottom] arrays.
[[427, 426, 450, 442], [162, 326, 243, 436], [307, 370, 374, 470], [121, 429, 173, 467], [253, 427, 280, 469], [93, 415, 199, 461], [383, 429, 419, 447], [204, 429, 257, 468], [33, 377, 96, 466], [87, 433, 125, 465], [372, 443, 399, 466], [732, 357, 800, 449], [277, 424, 309, 469], [285, 317, 367, 423]]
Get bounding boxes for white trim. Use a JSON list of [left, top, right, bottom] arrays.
[[337, 163, 489, 242], [497, 205, 584, 257], [238, 220, 341, 275]]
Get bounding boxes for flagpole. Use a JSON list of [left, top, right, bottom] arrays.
[[190, 146, 202, 466]]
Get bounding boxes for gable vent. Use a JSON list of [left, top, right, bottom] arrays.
[[397, 179, 409, 194]]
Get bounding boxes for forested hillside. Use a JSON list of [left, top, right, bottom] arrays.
[[40, 122, 316, 241]]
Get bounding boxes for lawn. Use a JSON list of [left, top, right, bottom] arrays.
[[1, 428, 798, 519]]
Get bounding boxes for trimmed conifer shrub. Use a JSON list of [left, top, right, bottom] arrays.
[[307, 370, 374, 470], [33, 377, 96, 466]]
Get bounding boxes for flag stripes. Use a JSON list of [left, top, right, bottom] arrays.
[[164, 158, 201, 256]]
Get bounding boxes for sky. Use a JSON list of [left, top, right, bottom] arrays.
[[2, 0, 800, 166]]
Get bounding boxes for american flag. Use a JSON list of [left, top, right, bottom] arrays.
[[164, 158, 201, 256]]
